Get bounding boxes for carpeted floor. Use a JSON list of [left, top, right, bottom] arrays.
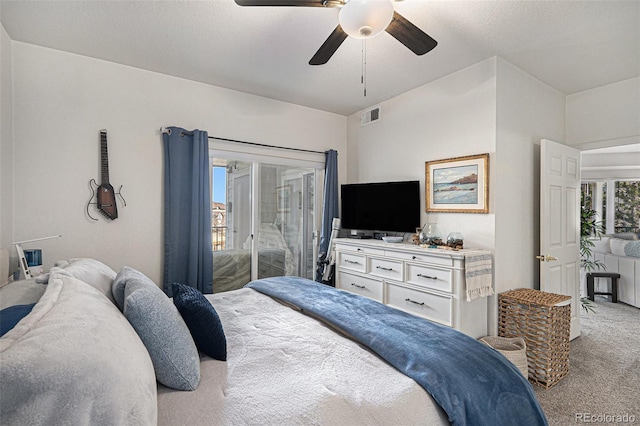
[[534, 296, 640, 425]]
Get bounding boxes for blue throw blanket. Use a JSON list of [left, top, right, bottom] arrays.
[[246, 277, 547, 426]]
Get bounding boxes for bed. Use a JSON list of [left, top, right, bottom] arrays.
[[0, 258, 548, 425]]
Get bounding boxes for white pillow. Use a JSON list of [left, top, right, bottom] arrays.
[[45, 258, 118, 305], [0, 274, 157, 425], [610, 238, 629, 256], [591, 236, 611, 254]]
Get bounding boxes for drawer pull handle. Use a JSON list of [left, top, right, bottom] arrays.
[[351, 283, 366, 289], [405, 298, 425, 306], [345, 260, 361, 265], [412, 256, 418, 260], [376, 266, 394, 271], [357, 248, 364, 252], [417, 273, 437, 280]]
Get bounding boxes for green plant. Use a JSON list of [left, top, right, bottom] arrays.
[[580, 204, 605, 272], [579, 198, 605, 313]]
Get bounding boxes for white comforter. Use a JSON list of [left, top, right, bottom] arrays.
[[157, 288, 448, 425]]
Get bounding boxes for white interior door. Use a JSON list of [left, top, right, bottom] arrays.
[[540, 139, 581, 340]]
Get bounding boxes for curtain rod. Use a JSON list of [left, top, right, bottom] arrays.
[[161, 127, 325, 155]]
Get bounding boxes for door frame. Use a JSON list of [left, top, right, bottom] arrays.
[[210, 147, 324, 283]]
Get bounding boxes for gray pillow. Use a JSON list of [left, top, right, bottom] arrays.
[[624, 241, 640, 258], [113, 266, 155, 310], [0, 274, 157, 425], [606, 232, 639, 241], [121, 268, 201, 391]]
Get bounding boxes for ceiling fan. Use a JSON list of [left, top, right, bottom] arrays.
[[234, 0, 438, 65]]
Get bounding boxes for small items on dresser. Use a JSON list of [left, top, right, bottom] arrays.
[[418, 223, 442, 247], [412, 227, 422, 245], [446, 232, 464, 249]]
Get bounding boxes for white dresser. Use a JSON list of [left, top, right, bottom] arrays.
[[334, 238, 492, 339]]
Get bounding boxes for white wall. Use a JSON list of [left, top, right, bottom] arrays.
[[0, 23, 13, 252], [494, 58, 565, 334], [566, 77, 640, 149], [11, 42, 347, 284], [347, 58, 498, 250], [347, 57, 567, 335]]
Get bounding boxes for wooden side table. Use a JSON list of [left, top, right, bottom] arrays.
[[586, 272, 621, 303]]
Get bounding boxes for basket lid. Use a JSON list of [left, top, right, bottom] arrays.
[[500, 288, 571, 307]]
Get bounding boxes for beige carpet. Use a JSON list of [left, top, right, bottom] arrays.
[[534, 296, 640, 425]]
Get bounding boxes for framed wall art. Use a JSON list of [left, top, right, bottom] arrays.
[[277, 185, 291, 213], [425, 153, 489, 213]]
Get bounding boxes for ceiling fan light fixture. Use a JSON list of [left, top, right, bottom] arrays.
[[338, 0, 394, 39]]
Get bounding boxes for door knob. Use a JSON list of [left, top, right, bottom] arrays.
[[536, 255, 558, 262]]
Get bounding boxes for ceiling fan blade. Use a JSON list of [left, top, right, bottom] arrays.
[[234, 0, 334, 6], [385, 11, 437, 56], [309, 25, 348, 65]]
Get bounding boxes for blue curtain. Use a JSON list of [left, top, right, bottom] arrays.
[[316, 149, 338, 282], [163, 127, 213, 295]]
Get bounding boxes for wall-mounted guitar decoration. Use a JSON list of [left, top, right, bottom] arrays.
[[86, 129, 126, 221]]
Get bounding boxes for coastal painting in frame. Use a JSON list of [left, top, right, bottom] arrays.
[[425, 153, 489, 213]]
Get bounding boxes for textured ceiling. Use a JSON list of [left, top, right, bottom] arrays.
[[1, 0, 639, 116]]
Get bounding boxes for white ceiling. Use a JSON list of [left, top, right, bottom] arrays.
[[1, 0, 639, 116]]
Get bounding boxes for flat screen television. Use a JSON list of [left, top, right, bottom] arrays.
[[341, 180, 420, 233]]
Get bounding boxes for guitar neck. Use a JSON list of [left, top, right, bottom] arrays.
[[100, 130, 110, 184]]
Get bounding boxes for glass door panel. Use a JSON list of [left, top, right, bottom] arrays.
[[211, 159, 253, 293], [257, 164, 316, 280]]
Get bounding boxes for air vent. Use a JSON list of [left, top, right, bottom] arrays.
[[361, 106, 381, 127]]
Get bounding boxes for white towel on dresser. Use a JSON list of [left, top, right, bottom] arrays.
[[465, 253, 494, 301]]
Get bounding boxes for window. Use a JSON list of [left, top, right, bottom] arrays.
[[581, 180, 640, 235], [614, 181, 640, 234]]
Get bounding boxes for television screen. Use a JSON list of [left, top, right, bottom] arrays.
[[341, 180, 420, 233]]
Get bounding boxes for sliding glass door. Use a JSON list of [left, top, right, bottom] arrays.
[[210, 154, 320, 293]]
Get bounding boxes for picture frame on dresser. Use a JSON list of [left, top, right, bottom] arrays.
[[425, 153, 489, 213]]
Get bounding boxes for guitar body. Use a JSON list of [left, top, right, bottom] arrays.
[[96, 129, 119, 220], [97, 183, 118, 220]]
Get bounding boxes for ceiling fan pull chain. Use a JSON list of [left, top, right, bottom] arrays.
[[362, 39, 367, 97]]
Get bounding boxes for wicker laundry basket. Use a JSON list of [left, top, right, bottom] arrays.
[[498, 288, 571, 388], [480, 336, 528, 377]]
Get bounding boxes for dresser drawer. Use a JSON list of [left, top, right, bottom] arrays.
[[387, 250, 454, 267], [386, 283, 452, 326], [338, 271, 383, 302], [406, 263, 453, 293], [337, 252, 367, 273], [369, 257, 403, 281]]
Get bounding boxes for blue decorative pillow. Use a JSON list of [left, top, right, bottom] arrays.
[[121, 268, 201, 391], [0, 304, 35, 337], [172, 283, 227, 361], [624, 241, 640, 258]]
